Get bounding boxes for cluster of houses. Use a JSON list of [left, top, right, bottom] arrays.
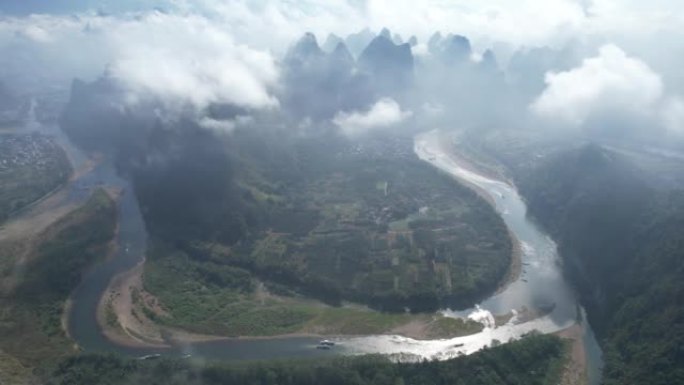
[[0, 133, 63, 173]]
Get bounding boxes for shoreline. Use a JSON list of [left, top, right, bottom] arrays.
[[96, 262, 484, 348], [97, 283, 485, 349], [443, 132, 517, 187], [427, 131, 523, 295], [495, 228, 522, 295], [97, 261, 170, 349], [555, 324, 589, 385]]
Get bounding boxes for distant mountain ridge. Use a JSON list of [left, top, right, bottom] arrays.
[[358, 35, 414, 95], [282, 29, 416, 119]]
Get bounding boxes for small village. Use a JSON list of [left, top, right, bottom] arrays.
[[0, 133, 65, 173]]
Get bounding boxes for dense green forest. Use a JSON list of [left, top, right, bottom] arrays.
[[45, 334, 567, 385], [515, 144, 684, 384]]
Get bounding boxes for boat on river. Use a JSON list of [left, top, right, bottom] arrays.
[[138, 354, 161, 360], [316, 340, 336, 349]]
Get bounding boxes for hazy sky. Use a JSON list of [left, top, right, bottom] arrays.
[[2, 0, 682, 50], [1, 0, 683, 136], [0, 0, 165, 16]]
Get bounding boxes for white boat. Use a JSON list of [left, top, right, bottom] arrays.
[[138, 354, 161, 360]]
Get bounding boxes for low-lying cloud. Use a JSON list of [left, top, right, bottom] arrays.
[[530, 44, 684, 136], [3, 0, 684, 142], [661, 97, 684, 134], [531, 45, 664, 127], [333, 98, 412, 136], [198, 115, 254, 134], [0, 11, 281, 114], [107, 13, 280, 111]]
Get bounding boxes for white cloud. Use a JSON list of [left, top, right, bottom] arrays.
[[0, 12, 280, 112], [333, 98, 412, 136], [531, 44, 663, 127], [198, 115, 254, 134], [3, 1, 684, 55], [180, 0, 366, 54], [364, 0, 587, 49], [106, 13, 279, 111], [168, 0, 684, 58], [15, 25, 52, 43], [169, 0, 589, 53], [199, 117, 236, 133], [421, 102, 444, 117], [661, 97, 684, 134], [3, 1, 684, 130]]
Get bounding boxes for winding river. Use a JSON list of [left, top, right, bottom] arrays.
[[51, 125, 602, 382]]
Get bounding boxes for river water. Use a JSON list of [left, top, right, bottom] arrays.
[[52, 125, 601, 381]]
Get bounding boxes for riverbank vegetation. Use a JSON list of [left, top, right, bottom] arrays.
[[45, 333, 568, 385], [0, 189, 117, 381], [134, 239, 483, 339], [0, 132, 72, 222]]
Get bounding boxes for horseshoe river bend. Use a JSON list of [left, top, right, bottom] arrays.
[[48, 125, 603, 384]]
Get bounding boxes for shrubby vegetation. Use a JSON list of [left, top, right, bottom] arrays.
[[0, 189, 116, 370], [19, 190, 117, 300], [45, 334, 567, 385], [143, 240, 484, 337]]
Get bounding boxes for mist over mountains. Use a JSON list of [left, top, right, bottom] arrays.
[[60, 27, 522, 143], [53, 22, 684, 249], [3, 0, 684, 148]]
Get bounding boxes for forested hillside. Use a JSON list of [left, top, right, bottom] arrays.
[[517, 144, 684, 384]]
